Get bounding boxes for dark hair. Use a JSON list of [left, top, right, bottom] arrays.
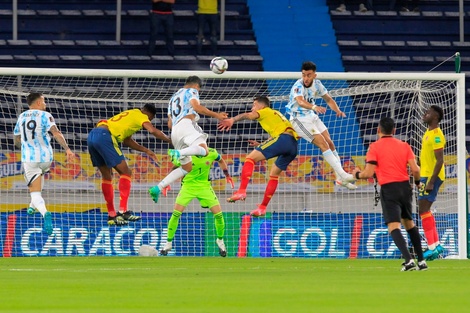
[[254, 95, 270, 108], [430, 105, 444, 122], [185, 75, 203, 88], [27, 93, 43, 106], [143, 103, 157, 116], [301, 61, 317, 72], [379, 117, 394, 135]]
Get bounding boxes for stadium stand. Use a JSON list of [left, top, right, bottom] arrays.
[[0, 0, 262, 71], [329, 0, 469, 150]]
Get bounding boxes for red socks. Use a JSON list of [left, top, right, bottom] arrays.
[[119, 175, 132, 213], [101, 180, 115, 216], [239, 158, 255, 191], [420, 211, 438, 247], [261, 176, 279, 207]]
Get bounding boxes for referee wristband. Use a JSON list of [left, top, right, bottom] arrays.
[[355, 171, 361, 180], [414, 179, 421, 186]]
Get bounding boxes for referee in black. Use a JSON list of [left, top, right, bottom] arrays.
[[353, 117, 427, 271]]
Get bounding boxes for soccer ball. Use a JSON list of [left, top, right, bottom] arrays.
[[138, 245, 159, 257], [210, 57, 228, 74]]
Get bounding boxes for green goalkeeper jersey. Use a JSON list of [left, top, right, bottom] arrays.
[[182, 148, 221, 187]]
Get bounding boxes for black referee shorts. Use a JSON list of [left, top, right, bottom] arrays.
[[379, 181, 413, 225]]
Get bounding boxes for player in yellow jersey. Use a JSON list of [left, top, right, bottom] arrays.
[[418, 105, 446, 260], [218, 96, 299, 217], [87, 104, 171, 226]]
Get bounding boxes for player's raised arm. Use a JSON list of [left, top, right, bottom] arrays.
[[217, 111, 258, 131], [190, 98, 227, 120], [322, 94, 345, 117]]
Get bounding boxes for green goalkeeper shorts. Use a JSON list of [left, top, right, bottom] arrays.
[[175, 185, 220, 209]]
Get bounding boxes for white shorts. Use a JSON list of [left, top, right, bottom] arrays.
[[171, 118, 208, 165], [289, 115, 327, 143], [23, 162, 51, 186]]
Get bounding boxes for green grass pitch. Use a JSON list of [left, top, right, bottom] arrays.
[[1, 257, 470, 312]]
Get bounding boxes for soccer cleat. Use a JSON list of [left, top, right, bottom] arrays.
[[160, 241, 172, 256], [148, 186, 162, 203], [435, 244, 445, 257], [216, 238, 227, 257], [227, 191, 247, 203], [107, 215, 128, 226], [423, 248, 439, 261], [336, 180, 358, 190], [27, 207, 37, 215], [119, 210, 141, 222], [43, 212, 53, 235], [168, 149, 181, 165], [418, 260, 428, 271], [250, 204, 267, 217], [340, 173, 356, 184], [401, 260, 417, 272]]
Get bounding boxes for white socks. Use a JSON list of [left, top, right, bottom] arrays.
[[323, 149, 349, 180], [30, 191, 47, 216], [159, 167, 189, 189], [179, 146, 206, 157]]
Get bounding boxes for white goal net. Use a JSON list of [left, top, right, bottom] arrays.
[[0, 68, 466, 259]]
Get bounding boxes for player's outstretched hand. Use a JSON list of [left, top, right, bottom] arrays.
[[65, 149, 77, 163], [217, 112, 229, 120], [336, 110, 346, 118], [226, 176, 235, 189], [315, 106, 327, 114], [247, 139, 260, 147], [146, 151, 159, 163], [162, 185, 171, 197], [218, 118, 234, 131]]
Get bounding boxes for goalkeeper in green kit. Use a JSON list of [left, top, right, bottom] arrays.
[[159, 147, 234, 257]]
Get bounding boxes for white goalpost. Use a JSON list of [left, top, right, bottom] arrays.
[[0, 68, 466, 259]]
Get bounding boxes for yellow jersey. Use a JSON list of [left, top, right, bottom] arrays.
[[97, 109, 150, 143], [257, 107, 298, 139], [420, 127, 446, 180], [197, 0, 218, 14]]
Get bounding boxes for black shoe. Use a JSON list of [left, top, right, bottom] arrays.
[[401, 260, 417, 271], [216, 239, 227, 257], [160, 241, 172, 256], [119, 210, 141, 222], [108, 215, 128, 226], [417, 260, 428, 271]]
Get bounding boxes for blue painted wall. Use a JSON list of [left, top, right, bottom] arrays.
[[247, 0, 343, 72]]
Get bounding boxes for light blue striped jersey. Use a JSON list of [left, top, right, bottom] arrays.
[[168, 87, 200, 126], [286, 78, 328, 118], [13, 109, 56, 162]]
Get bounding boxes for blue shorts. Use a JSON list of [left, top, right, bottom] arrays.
[[255, 134, 298, 171], [417, 177, 443, 202], [87, 128, 124, 168]]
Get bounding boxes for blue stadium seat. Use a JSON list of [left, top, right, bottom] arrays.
[[0, 0, 261, 71]]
